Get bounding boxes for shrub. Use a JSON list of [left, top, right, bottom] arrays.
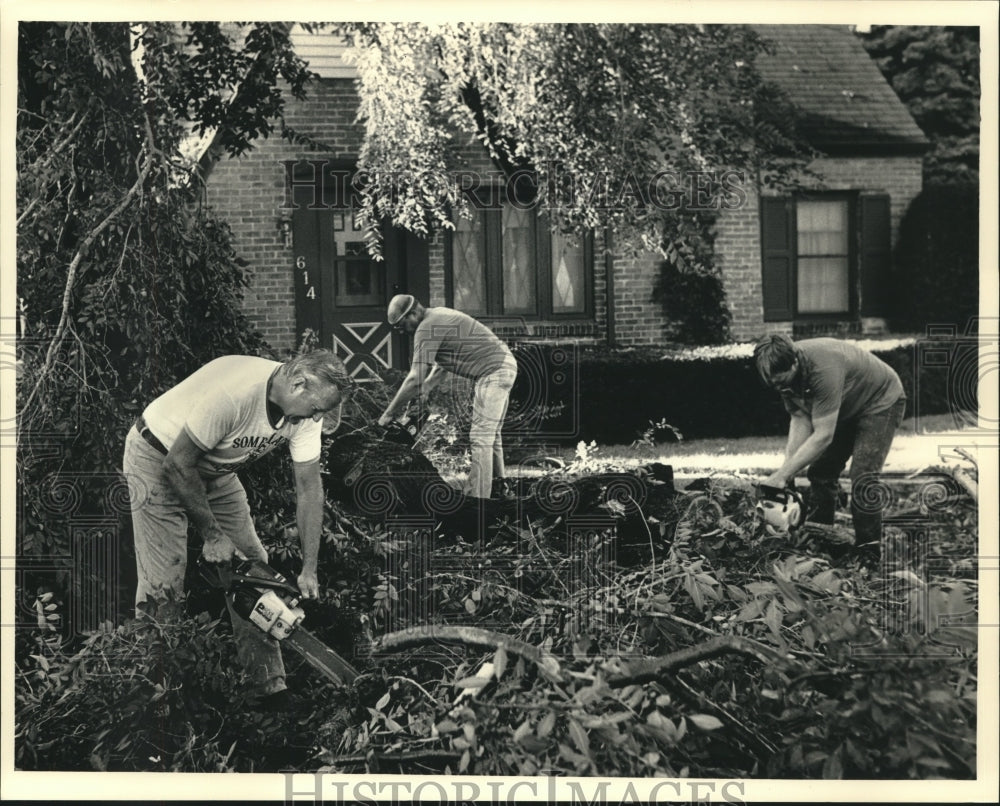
[[890, 183, 978, 332], [651, 259, 732, 345], [504, 340, 956, 445]]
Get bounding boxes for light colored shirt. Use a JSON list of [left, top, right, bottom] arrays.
[[142, 356, 323, 476], [782, 338, 905, 422], [412, 307, 514, 380]]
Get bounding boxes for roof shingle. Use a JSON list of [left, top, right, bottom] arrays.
[[753, 24, 929, 150]]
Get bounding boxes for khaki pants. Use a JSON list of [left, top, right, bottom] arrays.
[[463, 361, 518, 499], [122, 427, 285, 695], [807, 397, 906, 546]]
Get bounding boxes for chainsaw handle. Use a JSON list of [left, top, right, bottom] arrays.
[[232, 573, 301, 598], [196, 556, 302, 598]]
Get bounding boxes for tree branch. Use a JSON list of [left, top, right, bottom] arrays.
[[374, 625, 563, 678], [606, 635, 795, 687], [16, 109, 91, 228], [20, 149, 153, 422]]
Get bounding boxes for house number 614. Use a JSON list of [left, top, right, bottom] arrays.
[[297, 256, 316, 299]]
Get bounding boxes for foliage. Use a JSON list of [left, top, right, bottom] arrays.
[[889, 183, 979, 332], [16, 446, 978, 777], [652, 256, 733, 345], [16, 22, 317, 632], [506, 341, 957, 445], [14, 610, 350, 772], [337, 22, 811, 268], [858, 26, 980, 183]]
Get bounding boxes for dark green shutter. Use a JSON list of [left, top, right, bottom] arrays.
[[760, 197, 795, 321], [859, 195, 891, 317]]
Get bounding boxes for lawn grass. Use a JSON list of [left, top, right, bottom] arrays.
[[504, 412, 980, 477]]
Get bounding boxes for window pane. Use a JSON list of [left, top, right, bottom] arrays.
[[797, 200, 849, 313], [333, 210, 382, 307], [551, 230, 586, 314], [798, 257, 849, 312], [452, 213, 487, 314], [502, 205, 537, 315], [797, 200, 848, 255]]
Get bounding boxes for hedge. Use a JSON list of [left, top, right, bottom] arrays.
[[890, 182, 978, 333], [502, 338, 966, 445]]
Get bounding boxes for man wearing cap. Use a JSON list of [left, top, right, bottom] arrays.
[[379, 295, 518, 500], [753, 334, 906, 550], [122, 349, 350, 709]]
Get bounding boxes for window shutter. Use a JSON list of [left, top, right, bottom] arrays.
[[760, 197, 794, 321], [859, 195, 891, 317]]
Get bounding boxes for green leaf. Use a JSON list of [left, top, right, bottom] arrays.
[[765, 599, 783, 638], [453, 675, 490, 689], [493, 645, 508, 681], [687, 713, 723, 731], [537, 711, 556, 739], [568, 718, 590, 757]]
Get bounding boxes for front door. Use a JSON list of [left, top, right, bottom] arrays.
[[291, 173, 428, 379]]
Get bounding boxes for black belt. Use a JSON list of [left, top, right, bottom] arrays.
[[135, 415, 168, 455]]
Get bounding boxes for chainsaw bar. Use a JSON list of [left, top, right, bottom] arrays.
[[284, 626, 360, 685]]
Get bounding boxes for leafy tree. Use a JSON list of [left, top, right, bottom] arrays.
[[16, 22, 315, 623], [858, 26, 980, 183], [338, 22, 811, 270]]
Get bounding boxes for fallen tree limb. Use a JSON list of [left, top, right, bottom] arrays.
[[797, 522, 855, 545], [606, 636, 795, 687], [373, 625, 562, 678]]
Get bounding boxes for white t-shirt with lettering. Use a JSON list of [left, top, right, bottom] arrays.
[[142, 356, 324, 476]]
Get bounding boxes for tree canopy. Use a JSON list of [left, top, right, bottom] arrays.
[[858, 25, 980, 183], [16, 21, 313, 451], [338, 22, 809, 269]]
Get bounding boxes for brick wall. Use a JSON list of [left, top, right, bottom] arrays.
[[203, 79, 363, 353], [717, 155, 924, 342], [204, 80, 922, 351]]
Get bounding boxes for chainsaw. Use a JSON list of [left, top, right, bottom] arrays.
[[382, 404, 430, 446], [198, 556, 360, 685], [755, 484, 805, 535], [342, 404, 430, 488]]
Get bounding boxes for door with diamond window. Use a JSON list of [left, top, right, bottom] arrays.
[[291, 186, 428, 379]]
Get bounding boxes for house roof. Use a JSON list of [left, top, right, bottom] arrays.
[[752, 24, 929, 152]]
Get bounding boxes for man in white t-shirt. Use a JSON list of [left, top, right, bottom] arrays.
[[122, 349, 350, 709]]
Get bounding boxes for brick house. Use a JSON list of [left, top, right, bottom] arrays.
[[201, 24, 927, 378]]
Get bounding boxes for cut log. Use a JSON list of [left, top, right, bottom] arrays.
[[797, 522, 855, 545]]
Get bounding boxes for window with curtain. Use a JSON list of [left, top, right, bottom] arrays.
[[451, 212, 487, 315], [760, 192, 891, 323], [796, 199, 849, 313], [447, 199, 593, 319]]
